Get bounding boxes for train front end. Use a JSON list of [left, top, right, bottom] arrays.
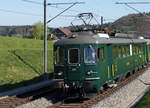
[[54, 43, 100, 96]]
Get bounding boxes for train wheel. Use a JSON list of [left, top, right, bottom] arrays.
[[79, 88, 86, 99]]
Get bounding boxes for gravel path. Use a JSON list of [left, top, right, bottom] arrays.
[[16, 68, 150, 108], [92, 68, 150, 108]]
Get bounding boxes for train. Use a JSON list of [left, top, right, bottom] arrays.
[[53, 31, 150, 97]]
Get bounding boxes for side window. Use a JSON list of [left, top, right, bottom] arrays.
[[133, 45, 136, 55], [122, 47, 126, 57], [118, 47, 122, 58], [113, 46, 117, 59], [135, 45, 138, 54], [98, 47, 104, 61], [126, 45, 130, 56], [139, 46, 142, 54], [55, 47, 65, 65]]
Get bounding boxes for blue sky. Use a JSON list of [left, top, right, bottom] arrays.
[[1, 0, 150, 27]]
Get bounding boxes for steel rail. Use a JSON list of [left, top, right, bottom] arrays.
[[0, 86, 56, 108], [48, 64, 150, 108]]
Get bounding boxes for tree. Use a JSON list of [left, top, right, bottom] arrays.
[[30, 21, 49, 40]]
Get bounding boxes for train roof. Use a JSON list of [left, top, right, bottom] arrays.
[[144, 39, 150, 43], [54, 31, 146, 45]]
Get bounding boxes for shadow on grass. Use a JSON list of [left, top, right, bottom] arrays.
[[9, 50, 41, 75], [0, 73, 54, 93]]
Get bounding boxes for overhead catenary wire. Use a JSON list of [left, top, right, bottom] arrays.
[[48, 5, 80, 13], [47, 2, 84, 24], [47, 2, 84, 5], [0, 8, 42, 17], [116, 2, 150, 20], [124, 4, 150, 19], [23, 0, 84, 6], [22, 0, 107, 25], [59, 15, 76, 17], [22, 0, 82, 13], [116, 2, 150, 4], [22, 0, 43, 5]]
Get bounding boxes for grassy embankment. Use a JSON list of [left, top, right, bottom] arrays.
[[0, 36, 53, 92], [135, 90, 150, 108]]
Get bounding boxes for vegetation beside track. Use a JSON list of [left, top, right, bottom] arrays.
[[0, 36, 53, 92], [136, 90, 150, 108]]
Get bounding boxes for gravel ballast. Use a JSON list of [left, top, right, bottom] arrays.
[[16, 98, 53, 108], [17, 68, 150, 108], [92, 68, 150, 108]]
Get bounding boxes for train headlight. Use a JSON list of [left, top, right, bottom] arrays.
[[87, 72, 91, 75], [58, 72, 62, 76]]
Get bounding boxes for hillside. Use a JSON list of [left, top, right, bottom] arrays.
[[108, 13, 150, 33], [0, 37, 53, 92]]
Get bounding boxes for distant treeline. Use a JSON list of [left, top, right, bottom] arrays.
[[0, 25, 56, 38], [0, 26, 32, 37]]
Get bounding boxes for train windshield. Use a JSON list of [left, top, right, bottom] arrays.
[[84, 47, 96, 64], [68, 48, 79, 64], [55, 47, 65, 65]]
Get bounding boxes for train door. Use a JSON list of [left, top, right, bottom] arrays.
[[106, 44, 113, 81], [66, 45, 83, 81], [97, 45, 108, 85]]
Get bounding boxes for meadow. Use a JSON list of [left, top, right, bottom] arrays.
[[0, 36, 53, 92]]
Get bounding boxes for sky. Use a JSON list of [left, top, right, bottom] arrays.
[[1, 0, 150, 27]]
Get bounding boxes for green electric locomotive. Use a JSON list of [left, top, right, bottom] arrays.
[[54, 31, 148, 95]]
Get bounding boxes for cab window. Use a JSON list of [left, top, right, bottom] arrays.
[[68, 48, 79, 64], [55, 47, 65, 65], [84, 47, 96, 63]]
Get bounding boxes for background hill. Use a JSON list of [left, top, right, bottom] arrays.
[[0, 36, 53, 92], [106, 12, 150, 33]]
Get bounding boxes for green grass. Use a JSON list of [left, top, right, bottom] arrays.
[[0, 36, 54, 92], [136, 90, 150, 108]]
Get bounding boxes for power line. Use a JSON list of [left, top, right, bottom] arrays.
[[47, 2, 83, 24], [48, 5, 80, 13], [116, 2, 150, 19], [59, 15, 76, 17], [116, 2, 150, 4], [0, 8, 42, 17], [23, 0, 85, 6], [47, 2, 84, 5], [125, 4, 150, 19], [47, 2, 85, 24], [22, 0, 81, 13], [22, 0, 42, 5]]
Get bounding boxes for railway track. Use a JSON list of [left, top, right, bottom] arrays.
[[48, 64, 150, 108], [0, 85, 57, 108]]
